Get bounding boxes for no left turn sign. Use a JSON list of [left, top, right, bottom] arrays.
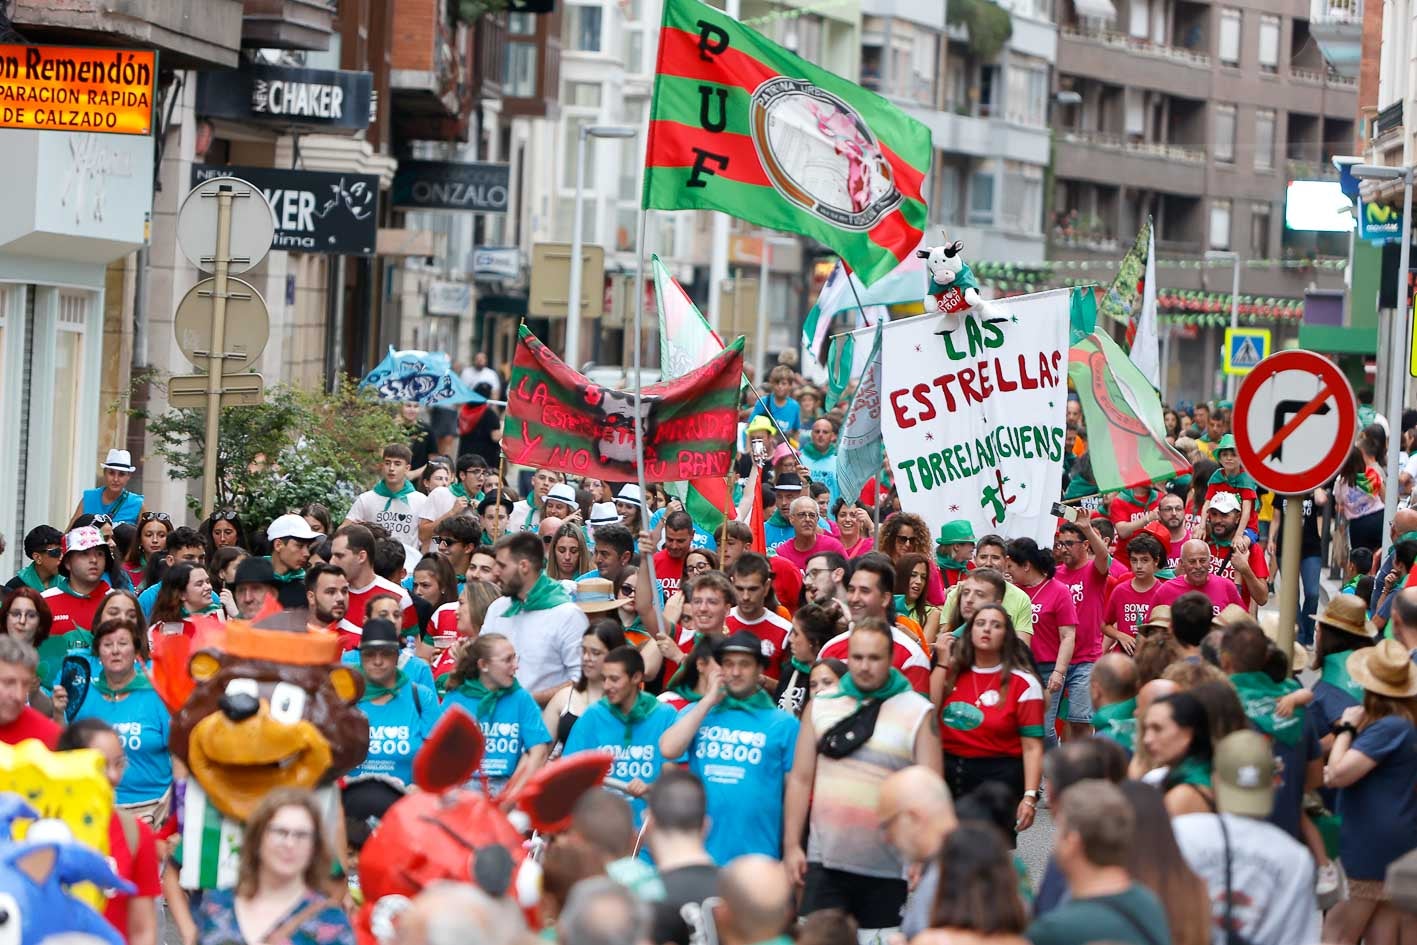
[[1232, 350, 1358, 495]]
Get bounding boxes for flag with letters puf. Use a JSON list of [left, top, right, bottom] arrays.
[[642, 0, 932, 286], [877, 289, 1071, 545]]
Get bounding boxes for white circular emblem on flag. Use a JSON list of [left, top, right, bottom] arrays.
[[749, 77, 902, 230]]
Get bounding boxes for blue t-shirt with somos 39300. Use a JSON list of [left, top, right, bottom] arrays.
[[74, 685, 172, 805], [351, 682, 442, 788], [562, 697, 677, 826], [441, 685, 551, 794]]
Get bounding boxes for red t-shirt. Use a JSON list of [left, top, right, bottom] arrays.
[[1053, 561, 1109, 662], [725, 607, 793, 667], [818, 626, 931, 694], [939, 665, 1046, 758], [1104, 577, 1164, 639], [1019, 578, 1079, 664], [426, 601, 460, 647], [345, 576, 418, 635], [653, 550, 686, 600], [104, 812, 161, 938], [41, 580, 111, 635], [0, 706, 59, 749], [1153, 574, 1244, 614], [1208, 539, 1269, 609]]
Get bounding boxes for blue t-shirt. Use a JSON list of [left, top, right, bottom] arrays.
[[74, 685, 171, 804], [351, 682, 441, 787], [1339, 716, 1417, 880], [802, 449, 839, 505], [749, 396, 803, 437], [562, 698, 677, 824], [674, 701, 798, 862], [81, 488, 143, 526], [441, 686, 551, 792], [340, 651, 436, 692], [1263, 717, 1320, 840], [138, 583, 220, 621], [648, 508, 718, 552]]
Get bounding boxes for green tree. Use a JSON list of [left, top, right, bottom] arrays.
[[137, 378, 412, 525]]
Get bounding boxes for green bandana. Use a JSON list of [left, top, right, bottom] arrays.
[[799, 441, 835, 462], [766, 509, 791, 530], [503, 572, 574, 616], [834, 667, 911, 704], [450, 482, 470, 500], [458, 676, 523, 718], [1230, 671, 1305, 747], [668, 685, 704, 705], [1341, 577, 1360, 595], [1166, 755, 1213, 789], [788, 656, 813, 677], [373, 478, 417, 511], [363, 669, 410, 702], [939, 556, 969, 572], [1322, 652, 1365, 702], [93, 666, 154, 698], [182, 601, 224, 618], [14, 563, 55, 593], [719, 688, 775, 712], [1397, 530, 1417, 546], [605, 691, 662, 744], [1091, 697, 1138, 752]]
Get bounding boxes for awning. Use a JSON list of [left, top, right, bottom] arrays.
[[1073, 0, 1118, 23]]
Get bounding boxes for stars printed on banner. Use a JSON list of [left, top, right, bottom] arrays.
[[925, 432, 934, 442], [1010, 315, 1019, 324], [949, 504, 960, 513], [914, 344, 922, 353]]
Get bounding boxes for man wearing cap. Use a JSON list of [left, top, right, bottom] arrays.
[[800, 417, 839, 505], [1153, 539, 1244, 614], [267, 513, 321, 610], [4, 525, 63, 594], [1173, 731, 1320, 945], [509, 468, 563, 533], [934, 520, 975, 589], [70, 449, 145, 528], [773, 497, 846, 571], [41, 526, 113, 645], [230, 558, 281, 621], [658, 631, 799, 862], [348, 618, 441, 788], [1205, 493, 1269, 609]]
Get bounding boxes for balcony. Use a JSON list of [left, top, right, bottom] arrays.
[[1054, 130, 1206, 193], [1291, 66, 1357, 89], [1057, 26, 1211, 99], [389, 0, 480, 142], [11, 0, 244, 68], [240, 0, 336, 50], [906, 107, 1051, 165], [1310, 0, 1362, 78]]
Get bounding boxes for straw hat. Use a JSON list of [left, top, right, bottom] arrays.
[[1256, 610, 1310, 674], [572, 577, 629, 614], [1211, 603, 1252, 629], [1137, 604, 1171, 634], [1315, 594, 1377, 639], [1347, 639, 1417, 699]]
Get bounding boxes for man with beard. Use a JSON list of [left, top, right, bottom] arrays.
[[1205, 492, 1269, 610], [483, 532, 588, 704], [304, 563, 351, 635], [815, 555, 932, 693], [1153, 492, 1191, 563], [803, 552, 849, 610]]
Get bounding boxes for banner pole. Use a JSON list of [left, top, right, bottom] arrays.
[[841, 254, 885, 536], [633, 207, 660, 601]]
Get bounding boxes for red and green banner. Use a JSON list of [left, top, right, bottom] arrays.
[[1068, 290, 1189, 494], [643, 0, 932, 286], [503, 324, 744, 483]]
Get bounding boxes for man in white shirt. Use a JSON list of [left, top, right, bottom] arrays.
[[460, 351, 502, 398], [508, 468, 563, 533], [481, 532, 588, 705], [343, 443, 427, 573], [1173, 730, 1320, 945]]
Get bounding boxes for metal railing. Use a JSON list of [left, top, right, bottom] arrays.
[[1060, 25, 1212, 66], [1058, 130, 1206, 163]]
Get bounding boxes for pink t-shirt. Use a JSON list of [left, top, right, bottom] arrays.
[[1020, 578, 1080, 663], [841, 536, 875, 560], [773, 532, 847, 570], [1153, 574, 1243, 614], [1054, 560, 1109, 662], [1104, 578, 1165, 638]]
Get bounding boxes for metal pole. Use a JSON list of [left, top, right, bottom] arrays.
[[202, 186, 234, 518], [633, 208, 659, 600], [566, 127, 589, 371], [1160, 324, 1172, 403], [1225, 254, 1240, 401], [1383, 170, 1413, 540], [1274, 495, 1304, 658], [755, 239, 770, 383]]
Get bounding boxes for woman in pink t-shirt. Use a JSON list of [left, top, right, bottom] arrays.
[[1004, 537, 1083, 745]]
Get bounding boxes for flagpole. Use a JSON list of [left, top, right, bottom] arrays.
[[839, 252, 887, 520], [632, 206, 660, 601]]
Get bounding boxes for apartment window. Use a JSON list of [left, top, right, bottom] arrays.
[[508, 12, 536, 35], [562, 4, 603, 52], [1006, 64, 1048, 127], [979, 65, 1000, 117], [934, 163, 960, 223], [1258, 15, 1280, 71], [622, 28, 644, 73], [1001, 162, 1044, 234], [1219, 8, 1241, 65], [1250, 202, 1272, 257], [1129, 0, 1150, 40], [1254, 109, 1275, 170], [862, 43, 884, 90], [969, 171, 995, 225], [504, 43, 538, 97], [565, 82, 602, 107], [1124, 88, 1145, 138], [1209, 199, 1232, 250], [912, 33, 938, 104], [1214, 104, 1236, 163]]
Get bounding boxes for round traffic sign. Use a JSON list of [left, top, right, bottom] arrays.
[[1232, 349, 1357, 495], [173, 277, 271, 374], [176, 176, 275, 275]]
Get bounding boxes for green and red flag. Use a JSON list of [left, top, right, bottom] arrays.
[[1068, 289, 1189, 494], [503, 324, 743, 483], [643, 0, 932, 286]]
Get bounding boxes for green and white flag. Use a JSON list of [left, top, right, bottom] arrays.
[[836, 319, 884, 504], [179, 780, 242, 891]]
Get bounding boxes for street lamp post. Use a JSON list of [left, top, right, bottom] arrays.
[[567, 124, 636, 371], [1205, 249, 1242, 401], [1353, 163, 1415, 541]]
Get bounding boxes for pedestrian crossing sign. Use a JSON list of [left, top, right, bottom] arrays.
[[1223, 327, 1271, 376]]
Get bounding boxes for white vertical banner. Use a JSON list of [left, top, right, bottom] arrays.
[[875, 289, 1072, 545], [1131, 225, 1161, 388]]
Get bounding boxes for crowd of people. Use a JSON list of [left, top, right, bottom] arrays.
[[2, 357, 1417, 945]]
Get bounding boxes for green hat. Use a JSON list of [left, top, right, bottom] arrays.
[[1217, 399, 1234, 411], [1215, 433, 1237, 453], [936, 520, 976, 546]]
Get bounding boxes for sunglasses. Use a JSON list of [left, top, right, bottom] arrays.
[[38, 548, 62, 559], [620, 584, 636, 595], [211, 510, 238, 523], [140, 511, 172, 524], [433, 536, 461, 547], [91, 514, 113, 526]]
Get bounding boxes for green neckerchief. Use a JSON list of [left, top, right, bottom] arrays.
[[182, 601, 224, 618], [450, 481, 471, 500], [1166, 755, 1213, 789], [605, 691, 662, 744], [1397, 530, 1417, 546], [1064, 475, 1097, 500], [749, 937, 793, 945], [457, 676, 523, 718], [788, 656, 813, 677], [264, 556, 306, 584], [1091, 697, 1137, 751], [1321, 652, 1365, 702], [1211, 468, 1257, 490], [1341, 577, 1361, 595], [51, 575, 98, 599], [719, 688, 775, 712], [799, 440, 835, 462], [363, 669, 411, 702], [1230, 671, 1304, 747], [92, 667, 154, 698], [520, 492, 543, 532], [668, 685, 704, 704], [373, 478, 417, 511], [766, 509, 790, 530], [939, 556, 969, 572], [503, 572, 573, 616], [15, 563, 55, 593], [834, 667, 911, 704]]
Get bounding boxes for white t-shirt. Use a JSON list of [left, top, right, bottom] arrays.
[[481, 596, 588, 693], [461, 365, 502, 396], [346, 488, 428, 573], [1172, 812, 1320, 945], [419, 486, 466, 551]]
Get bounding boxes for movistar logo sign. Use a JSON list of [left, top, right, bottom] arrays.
[[1367, 202, 1399, 224]]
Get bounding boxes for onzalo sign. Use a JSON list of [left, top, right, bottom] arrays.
[[392, 161, 511, 213], [0, 44, 157, 135]]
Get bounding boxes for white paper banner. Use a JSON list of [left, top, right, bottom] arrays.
[[877, 289, 1071, 545]]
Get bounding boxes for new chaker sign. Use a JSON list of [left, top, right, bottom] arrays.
[[0, 44, 156, 135]]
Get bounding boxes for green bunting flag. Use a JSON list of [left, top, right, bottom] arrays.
[[642, 0, 932, 286]]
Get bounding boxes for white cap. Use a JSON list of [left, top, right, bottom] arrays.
[[1209, 491, 1242, 515], [102, 448, 136, 472], [267, 513, 321, 542], [62, 526, 107, 557], [545, 483, 579, 507]]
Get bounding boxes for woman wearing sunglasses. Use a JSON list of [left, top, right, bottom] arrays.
[[199, 510, 247, 560]]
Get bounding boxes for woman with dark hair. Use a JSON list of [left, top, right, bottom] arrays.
[[1142, 691, 1215, 815], [195, 787, 353, 945], [809, 658, 847, 696], [894, 553, 941, 644], [1118, 780, 1212, 945], [879, 512, 946, 605], [913, 822, 1029, 945], [410, 554, 458, 610], [1188, 458, 1219, 528], [300, 503, 333, 538], [1004, 538, 1079, 744], [542, 619, 627, 758], [210, 546, 249, 618], [776, 602, 843, 715], [124, 512, 171, 589], [441, 633, 551, 795], [659, 636, 718, 711], [0, 589, 58, 717], [200, 510, 246, 559], [938, 604, 1044, 840], [1336, 444, 1386, 552], [148, 563, 221, 650], [830, 499, 875, 559]]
